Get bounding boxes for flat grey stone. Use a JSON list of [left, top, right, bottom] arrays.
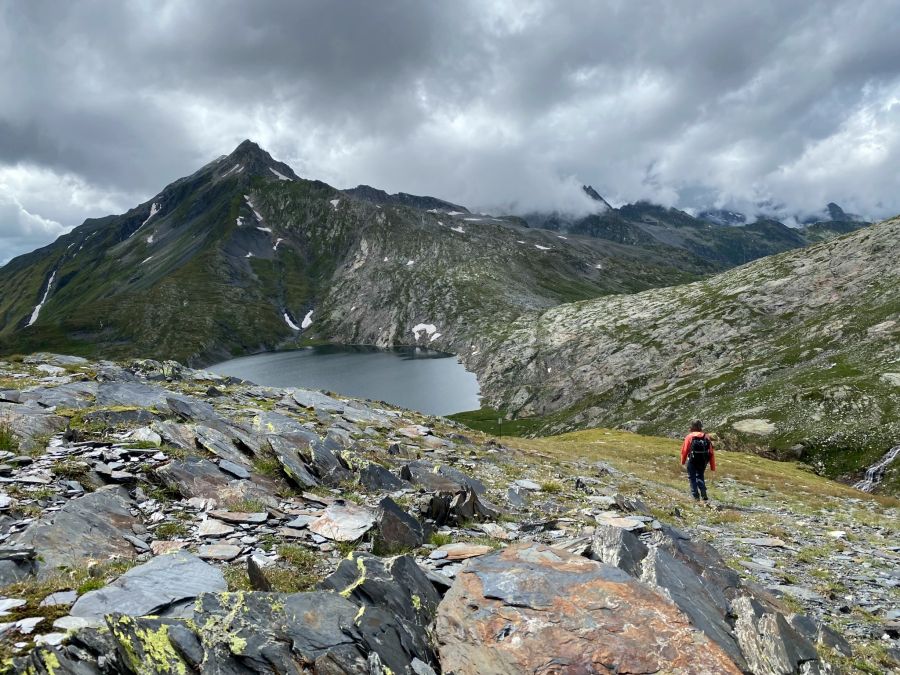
[[10, 487, 138, 575], [197, 544, 241, 561], [39, 590, 77, 607], [218, 459, 249, 479], [70, 551, 226, 619]]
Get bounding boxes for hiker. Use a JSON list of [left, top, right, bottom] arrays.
[[681, 419, 715, 502]]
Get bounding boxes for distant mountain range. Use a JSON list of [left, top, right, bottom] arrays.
[[522, 186, 870, 267]]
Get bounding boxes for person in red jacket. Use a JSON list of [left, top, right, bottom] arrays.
[[681, 419, 716, 502]]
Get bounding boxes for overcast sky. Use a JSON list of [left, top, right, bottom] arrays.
[[2, 0, 900, 263]]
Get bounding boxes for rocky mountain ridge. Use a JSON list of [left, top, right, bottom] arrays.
[[0, 353, 896, 673], [471, 216, 900, 492], [523, 187, 870, 267]]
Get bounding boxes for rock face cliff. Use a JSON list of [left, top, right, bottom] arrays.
[[473, 217, 900, 488], [1, 354, 896, 673]]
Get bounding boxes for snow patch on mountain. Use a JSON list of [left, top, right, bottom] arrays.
[[535, 244, 552, 251], [273, 238, 284, 251], [26, 271, 56, 327], [269, 168, 291, 181], [283, 312, 300, 330], [451, 226, 465, 234], [256, 227, 272, 233], [129, 202, 160, 239], [330, 199, 340, 209], [412, 323, 437, 341], [140, 256, 153, 265], [301, 310, 314, 329]]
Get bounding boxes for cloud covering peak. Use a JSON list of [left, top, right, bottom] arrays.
[[2, 0, 899, 262]]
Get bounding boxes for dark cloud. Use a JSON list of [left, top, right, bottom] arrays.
[[2, 0, 899, 262]]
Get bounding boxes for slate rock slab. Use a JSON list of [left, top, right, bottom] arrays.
[[732, 595, 819, 675], [70, 551, 226, 619], [0, 402, 67, 452], [435, 542, 742, 674], [320, 552, 441, 666], [375, 497, 424, 551], [640, 547, 747, 670], [359, 461, 408, 491], [589, 523, 649, 577], [309, 502, 376, 542], [12, 487, 138, 576], [95, 382, 173, 409]]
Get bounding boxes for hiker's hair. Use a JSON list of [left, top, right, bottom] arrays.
[[690, 419, 703, 431]]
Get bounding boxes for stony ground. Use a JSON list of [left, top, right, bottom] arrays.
[[0, 354, 897, 673]]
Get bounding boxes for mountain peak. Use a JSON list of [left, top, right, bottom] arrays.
[[223, 139, 299, 181], [582, 185, 612, 210]]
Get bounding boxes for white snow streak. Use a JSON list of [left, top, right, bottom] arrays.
[[27, 271, 56, 327], [273, 238, 284, 251], [595, 263, 604, 269], [406, 260, 415, 266], [256, 226, 272, 233], [451, 226, 465, 234], [140, 256, 153, 265], [535, 244, 552, 251], [221, 164, 241, 178], [301, 310, 314, 329], [447, 211, 464, 216], [245, 252, 254, 258], [412, 323, 437, 341], [146, 234, 154, 244], [430, 332, 442, 342], [236, 216, 244, 227], [284, 313, 300, 330], [244, 195, 263, 221], [269, 167, 291, 181], [330, 199, 340, 209], [517, 240, 526, 244], [557, 235, 568, 240], [129, 202, 160, 238], [463, 218, 482, 222]]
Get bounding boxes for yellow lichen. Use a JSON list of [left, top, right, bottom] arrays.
[[338, 555, 367, 598], [411, 594, 422, 611], [354, 605, 366, 624]]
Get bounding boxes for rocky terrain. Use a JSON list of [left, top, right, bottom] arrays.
[[0, 354, 897, 673], [471, 216, 900, 492]]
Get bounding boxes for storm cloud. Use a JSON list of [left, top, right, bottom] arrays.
[[2, 0, 899, 262]]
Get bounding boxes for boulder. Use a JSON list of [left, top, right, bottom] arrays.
[[320, 551, 440, 664], [266, 435, 319, 488], [359, 461, 408, 491], [375, 497, 424, 551], [588, 523, 649, 577], [732, 595, 819, 674], [95, 381, 173, 409], [0, 401, 67, 452], [302, 438, 353, 485], [194, 424, 250, 467], [12, 487, 139, 576], [290, 388, 346, 412], [70, 552, 226, 619], [435, 543, 742, 674], [309, 502, 376, 542], [640, 547, 747, 670]]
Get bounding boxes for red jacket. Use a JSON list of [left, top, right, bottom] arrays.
[[681, 431, 716, 471]]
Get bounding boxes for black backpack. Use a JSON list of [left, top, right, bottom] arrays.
[[689, 434, 710, 463]]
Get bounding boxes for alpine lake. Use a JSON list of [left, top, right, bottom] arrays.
[[209, 345, 481, 417]]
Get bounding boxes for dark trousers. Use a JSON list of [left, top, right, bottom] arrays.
[[687, 457, 708, 500]]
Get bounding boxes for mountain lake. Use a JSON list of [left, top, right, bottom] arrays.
[[209, 345, 481, 416]]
